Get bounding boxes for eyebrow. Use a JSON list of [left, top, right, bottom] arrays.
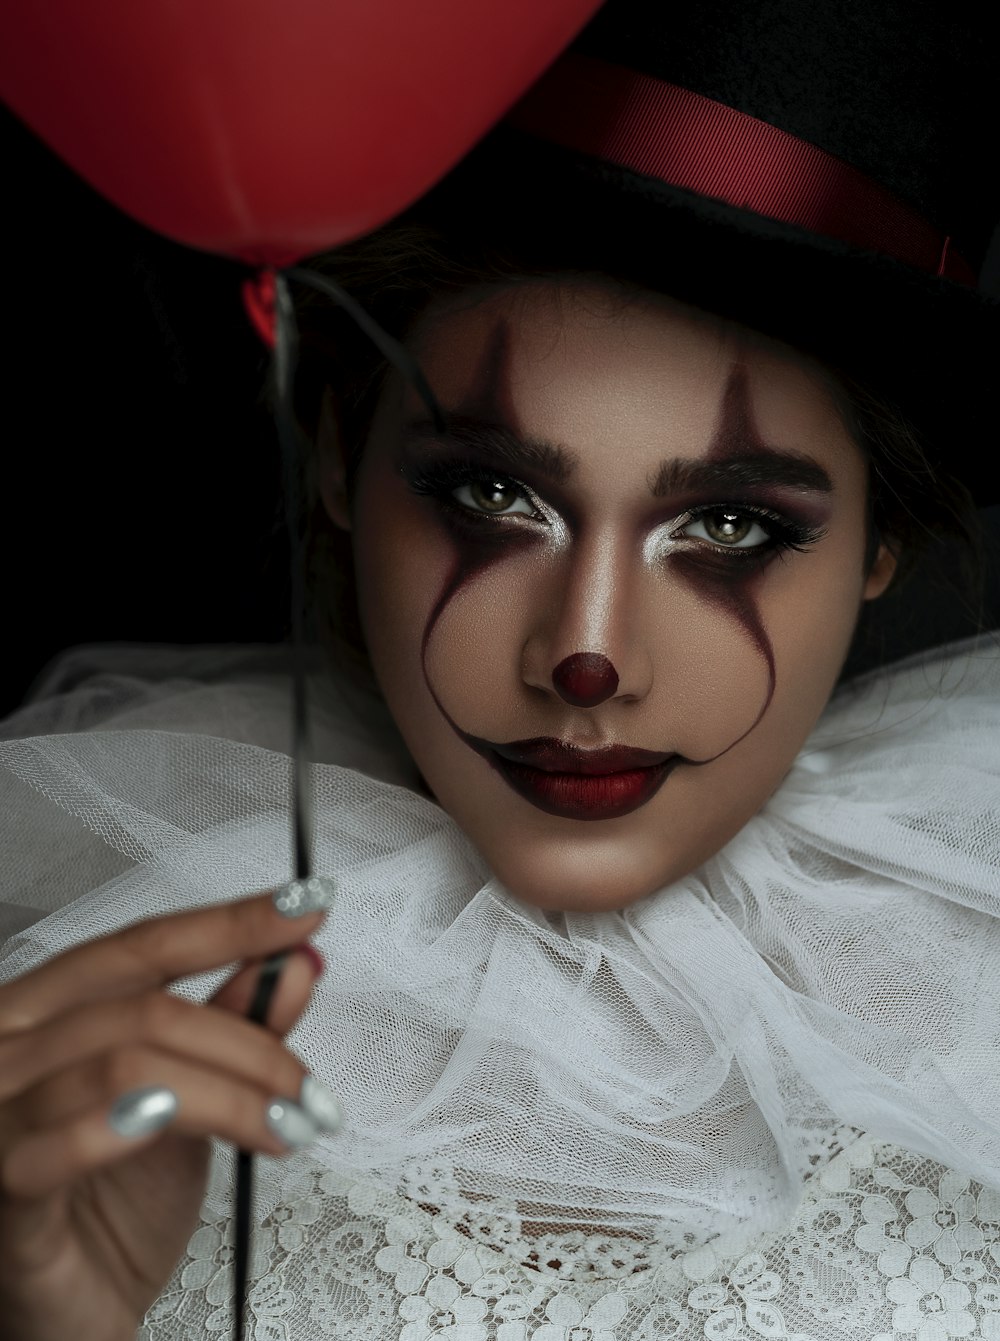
[[649, 452, 834, 497], [406, 415, 577, 484], [407, 415, 834, 497]]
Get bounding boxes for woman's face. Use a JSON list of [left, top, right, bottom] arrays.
[[320, 280, 896, 911]]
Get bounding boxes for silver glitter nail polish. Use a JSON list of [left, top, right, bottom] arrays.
[[272, 875, 338, 918], [108, 1086, 179, 1138], [266, 1098, 319, 1149], [299, 1075, 344, 1133]]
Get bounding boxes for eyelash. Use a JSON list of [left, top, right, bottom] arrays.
[[683, 503, 827, 562], [404, 461, 827, 560]]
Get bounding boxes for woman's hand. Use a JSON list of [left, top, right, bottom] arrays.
[[0, 884, 340, 1341]]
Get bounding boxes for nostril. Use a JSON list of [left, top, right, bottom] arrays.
[[552, 652, 619, 707]]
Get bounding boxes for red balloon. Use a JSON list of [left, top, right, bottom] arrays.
[[2, 0, 601, 266]]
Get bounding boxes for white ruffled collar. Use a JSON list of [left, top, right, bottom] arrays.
[[1, 635, 998, 1249]]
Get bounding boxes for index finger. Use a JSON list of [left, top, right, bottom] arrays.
[[0, 877, 336, 1033]]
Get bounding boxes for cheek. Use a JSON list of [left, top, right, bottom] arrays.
[[424, 556, 536, 728], [755, 549, 866, 738], [350, 488, 453, 704], [641, 556, 773, 758]]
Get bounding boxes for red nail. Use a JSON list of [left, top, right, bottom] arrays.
[[292, 943, 325, 978]]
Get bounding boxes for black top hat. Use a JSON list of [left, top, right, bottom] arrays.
[[417, 0, 998, 504]]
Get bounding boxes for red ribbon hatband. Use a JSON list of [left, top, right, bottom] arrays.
[[507, 51, 976, 287]]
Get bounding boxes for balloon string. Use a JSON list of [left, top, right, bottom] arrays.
[[233, 950, 286, 1341], [233, 272, 312, 1341], [232, 262, 443, 1341], [274, 272, 313, 882], [283, 266, 446, 434]]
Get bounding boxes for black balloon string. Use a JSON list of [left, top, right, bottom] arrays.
[[283, 267, 447, 437], [232, 270, 310, 1341], [232, 264, 445, 1341]]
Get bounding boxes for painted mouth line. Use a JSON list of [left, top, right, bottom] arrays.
[[489, 751, 680, 821]]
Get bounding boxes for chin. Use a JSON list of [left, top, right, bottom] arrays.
[[482, 835, 691, 914]]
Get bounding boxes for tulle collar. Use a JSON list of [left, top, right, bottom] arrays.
[[1, 635, 998, 1247]]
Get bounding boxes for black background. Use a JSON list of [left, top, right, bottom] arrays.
[[5, 105, 288, 717], [4, 104, 999, 718]]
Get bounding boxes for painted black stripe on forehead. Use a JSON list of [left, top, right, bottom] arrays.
[[420, 337, 831, 502], [456, 317, 520, 427], [656, 359, 833, 494]]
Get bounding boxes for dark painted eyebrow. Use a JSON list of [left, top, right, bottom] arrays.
[[408, 416, 834, 497], [649, 451, 834, 498], [406, 415, 577, 484]]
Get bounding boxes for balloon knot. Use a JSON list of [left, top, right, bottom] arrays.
[[242, 268, 277, 349]]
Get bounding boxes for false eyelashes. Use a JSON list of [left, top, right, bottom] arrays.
[[681, 503, 828, 561], [401, 455, 828, 561], [404, 458, 543, 514]]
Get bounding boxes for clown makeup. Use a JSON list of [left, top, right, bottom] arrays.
[[320, 280, 897, 911]]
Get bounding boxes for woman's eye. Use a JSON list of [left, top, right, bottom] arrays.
[[681, 508, 771, 548], [453, 478, 535, 516]]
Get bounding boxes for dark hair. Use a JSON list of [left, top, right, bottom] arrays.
[[289, 216, 989, 681]]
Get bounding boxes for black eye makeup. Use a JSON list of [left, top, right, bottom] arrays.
[[401, 453, 828, 562], [402, 457, 544, 522], [672, 503, 828, 563]]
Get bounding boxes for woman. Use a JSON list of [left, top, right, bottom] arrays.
[[1, 1, 998, 1339]]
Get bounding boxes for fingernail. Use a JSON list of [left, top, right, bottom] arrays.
[[292, 943, 325, 978], [108, 1086, 178, 1138], [299, 1075, 343, 1133], [265, 1098, 319, 1150], [272, 876, 338, 918]]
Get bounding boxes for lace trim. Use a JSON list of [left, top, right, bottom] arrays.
[[139, 1127, 1000, 1339]]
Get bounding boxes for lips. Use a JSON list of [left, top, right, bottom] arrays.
[[480, 736, 680, 820]]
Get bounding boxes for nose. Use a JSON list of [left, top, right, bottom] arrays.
[[552, 652, 619, 707], [521, 528, 653, 706]]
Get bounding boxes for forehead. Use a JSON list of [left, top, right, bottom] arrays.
[[408, 279, 858, 474]]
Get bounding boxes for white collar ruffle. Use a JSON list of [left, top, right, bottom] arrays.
[[1, 635, 998, 1250]]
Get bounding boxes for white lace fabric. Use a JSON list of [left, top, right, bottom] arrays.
[[1, 635, 999, 1340], [140, 1131, 1000, 1341]]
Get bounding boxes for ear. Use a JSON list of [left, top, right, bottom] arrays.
[[861, 539, 899, 601], [316, 386, 352, 532]]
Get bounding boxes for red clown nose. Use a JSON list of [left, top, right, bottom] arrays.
[[552, 653, 620, 708]]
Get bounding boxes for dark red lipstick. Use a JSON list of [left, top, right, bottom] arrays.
[[471, 735, 681, 820]]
